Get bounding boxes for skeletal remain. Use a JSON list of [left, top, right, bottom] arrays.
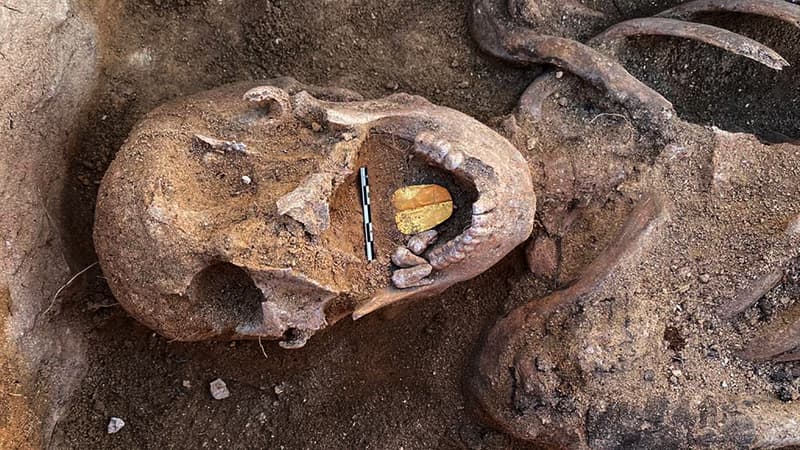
[[391, 264, 433, 289], [391, 247, 427, 268], [525, 234, 558, 282], [466, 3, 800, 445], [94, 77, 535, 345], [471, 0, 800, 136], [407, 230, 438, 255], [192, 134, 247, 154]]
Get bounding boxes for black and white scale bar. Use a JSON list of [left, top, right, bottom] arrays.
[[359, 167, 375, 261]]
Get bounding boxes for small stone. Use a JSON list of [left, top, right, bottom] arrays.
[[310, 122, 322, 132], [669, 375, 679, 385], [407, 230, 438, 255], [457, 80, 470, 89], [274, 383, 286, 395], [557, 97, 569, 107], [392, 264, 433, 289], [107, 417, 125, 434], [671, 369, 683, 378], [384, 81, 399, 90], [721, 380, 728, 388], [182, 380, 192, 389], [643, 370, 655, 382], [241, 175, 252, 185], [699, 273, 711, 283], [555, 71, 564, 79], [391, 246, 427, 268], [210, 378, 230, 400]]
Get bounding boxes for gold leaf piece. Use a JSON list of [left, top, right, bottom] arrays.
[[392, 184, 453, 235]]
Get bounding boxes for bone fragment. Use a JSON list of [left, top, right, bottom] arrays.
[[391, 247, 427, 268], [407, 230, 438, 255], [276, 173, 333, 236], [392, 264, 433, 289], [526, 234, 559, 281]]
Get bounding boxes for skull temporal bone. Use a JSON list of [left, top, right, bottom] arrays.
[[93, 79, 535, 347]]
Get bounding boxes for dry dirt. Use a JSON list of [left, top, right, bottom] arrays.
[[3, 0, 800, 449]]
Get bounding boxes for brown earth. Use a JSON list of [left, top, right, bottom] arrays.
[[2, 0, 800, 449]]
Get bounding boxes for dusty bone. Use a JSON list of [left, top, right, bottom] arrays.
[[471, 0, 677, 135], [656, 0, 800, 29], [468, 194, 668, 446], [718, 269, 783, 319], [391, 247, 427, 268], [391, 264, 433, 289], [276, 173, 334, 236], [95, 78, 535, 345], [192, 134, 247, 154], [591, 18, 789, 70], [243, 85, 292, 118], [407, 230, 438, 255], [526, 234, 559, 281]]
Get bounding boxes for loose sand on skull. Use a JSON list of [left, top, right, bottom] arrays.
[[7, 0, 800, 448]]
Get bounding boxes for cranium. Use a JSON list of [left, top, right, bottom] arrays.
[[93, 77, 534, 348]]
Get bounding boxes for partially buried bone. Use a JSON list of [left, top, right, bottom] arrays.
[[94, 78, 535, 345]]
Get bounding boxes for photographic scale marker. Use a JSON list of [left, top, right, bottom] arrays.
[[359, 167, 375, 261]]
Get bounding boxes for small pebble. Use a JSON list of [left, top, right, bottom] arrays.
[[384, 81, 399, 90], [555, 71, 564, 79], [457, 80, 470, 89], [699, 274, 711, 283], [210, 378, 230, 400], [557, 97, 569, 107], [643, 369, 655, 382], [274, 383, 286, 395], [310, 122, 322, 132], [107, 417, 125, 434], [241, 175, 252, 185], [182, 380, 192, 389]]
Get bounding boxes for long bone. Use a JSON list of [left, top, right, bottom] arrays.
[[472, 0, 800, 133]]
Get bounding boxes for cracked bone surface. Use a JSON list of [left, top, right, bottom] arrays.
[[462, 12, 800, 443], [93, 77, 535, 346]]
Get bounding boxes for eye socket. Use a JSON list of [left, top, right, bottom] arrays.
[[188, 262, 265, 336]]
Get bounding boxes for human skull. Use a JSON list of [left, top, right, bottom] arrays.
[[94, 77, 535, 348]]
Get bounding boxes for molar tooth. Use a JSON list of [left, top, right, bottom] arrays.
[[460, 242, 477, 252], [444, 149, 463, 170], [454, 237, 476, 253], [461, 233, 480, 245], [446, 249, 466, 263], [471, 213, 493, 227], [429, 255, 450, 270], [472, 197, 496, 215], [392, 264, 433, 289], [414, 131, 450, 163], [391, 246, 427, 268], [469, 226, 491, 237]]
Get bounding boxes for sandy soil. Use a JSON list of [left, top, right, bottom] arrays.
[[10, 0, 798, 448]]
